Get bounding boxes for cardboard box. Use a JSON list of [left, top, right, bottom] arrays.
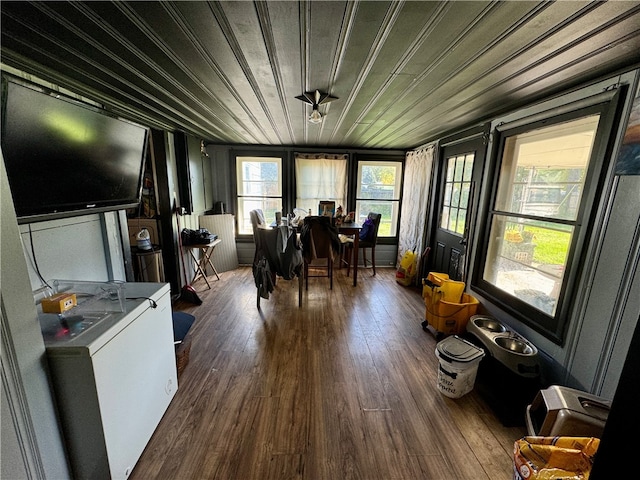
[[41, 293, 77, 313]]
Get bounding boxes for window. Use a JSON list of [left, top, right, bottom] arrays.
[[484, 116, 599, 317], [356, 160, 403, 237], [441, 153, 474, 235], [295, 153, 347, 215], [474, 93, 621, 343], [236, 155, 282, 234]]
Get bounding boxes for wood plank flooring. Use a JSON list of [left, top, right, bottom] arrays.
[[130, 266, 525, 480]]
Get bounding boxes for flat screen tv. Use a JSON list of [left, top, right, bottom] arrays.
[[1, 77, 148, 224]]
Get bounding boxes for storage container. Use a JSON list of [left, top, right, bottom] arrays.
[[176, 338, 191, 377], [50, 279, 125, 313], [525, 385, 610, 438], [435, 335, 485, 398], [423, 273, 479, 335]]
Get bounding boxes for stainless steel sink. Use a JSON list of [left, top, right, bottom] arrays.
[[472, 316, 507, 333], [494, 336, 535, 355]]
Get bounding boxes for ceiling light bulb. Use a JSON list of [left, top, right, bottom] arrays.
[[309, 106, 323, 124]]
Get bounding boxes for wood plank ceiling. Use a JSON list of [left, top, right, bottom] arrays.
[[2, 1, 640, 150]]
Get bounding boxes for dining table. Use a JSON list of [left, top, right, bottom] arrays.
[[270, 218, 363, 286]]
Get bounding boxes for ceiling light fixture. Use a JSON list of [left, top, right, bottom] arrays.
[[296, 89, 338, 124], [308, 105, 323, 124]]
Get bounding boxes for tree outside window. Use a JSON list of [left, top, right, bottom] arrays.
[[356, 161, 403, 237]]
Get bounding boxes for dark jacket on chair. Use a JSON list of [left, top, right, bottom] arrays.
[[300, 216, 341, 262], [254, 226, 303, 280]]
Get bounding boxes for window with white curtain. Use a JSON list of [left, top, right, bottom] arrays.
[[294, 153, 348, 215]]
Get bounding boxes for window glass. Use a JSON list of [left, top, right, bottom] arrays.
[[494, 116, 598, 221], [236, 156, 282, 234], [356, 161, 403, 237], [481, 115, 600, 319], [484, 215, 572, 316], [440, 153, 474, 235]]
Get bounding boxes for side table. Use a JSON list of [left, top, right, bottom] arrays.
[[186, 238, 222, 289]]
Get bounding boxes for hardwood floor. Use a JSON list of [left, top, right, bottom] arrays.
[[130, 266, 525, 480]]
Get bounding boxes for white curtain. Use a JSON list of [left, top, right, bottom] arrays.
[[397, 144, 436, 271], [295, 153, 348, 214]]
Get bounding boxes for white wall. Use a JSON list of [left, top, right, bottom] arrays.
[[19, 213, 127, 291], [1, 156, 71, 478]]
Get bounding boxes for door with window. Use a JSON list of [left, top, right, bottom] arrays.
[[432, 132, 487, 281]]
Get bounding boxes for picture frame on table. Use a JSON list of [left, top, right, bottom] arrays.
[[318, 201, 335, 217]]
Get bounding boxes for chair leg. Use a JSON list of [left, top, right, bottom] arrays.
[[305, 262, 309, 290], [298, 271, 303, 307], [371, 246, 376, 275], [329, 258, 333, 290], [362, 248, 368, 270], [256, 284, 261, 309]]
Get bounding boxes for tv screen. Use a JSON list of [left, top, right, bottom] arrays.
[[1, 77, 148, 223]]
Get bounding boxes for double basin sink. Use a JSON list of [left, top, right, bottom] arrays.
[[466, 315, 540, 377]]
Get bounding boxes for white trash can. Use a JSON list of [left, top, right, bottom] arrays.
[[435, 335, 485, 398]]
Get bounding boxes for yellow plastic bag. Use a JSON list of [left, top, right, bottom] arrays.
[[396, 249, 417, 286], [514, 436, 600, 480]]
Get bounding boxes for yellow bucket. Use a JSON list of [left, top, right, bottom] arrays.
[[422, 272, 478, 335], [424, 272, 465, 303]]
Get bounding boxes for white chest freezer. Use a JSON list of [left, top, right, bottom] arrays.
[[41, 282, 177, 480]]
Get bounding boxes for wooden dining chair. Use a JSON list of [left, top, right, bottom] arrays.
[[300, 216, 340, 290], [347, 212, 382, 276], [250, 209, 268, 265]]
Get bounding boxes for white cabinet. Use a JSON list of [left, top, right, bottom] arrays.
[[44, 283, 177, 480]]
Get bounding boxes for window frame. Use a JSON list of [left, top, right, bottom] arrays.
[[439, 152, 476, 236], [471, 89, 624, 344], [234, 153, 284, 236], [353, 156, 404, 241]]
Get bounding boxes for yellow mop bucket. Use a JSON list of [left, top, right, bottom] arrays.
[[422, 272, 479, 335]]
